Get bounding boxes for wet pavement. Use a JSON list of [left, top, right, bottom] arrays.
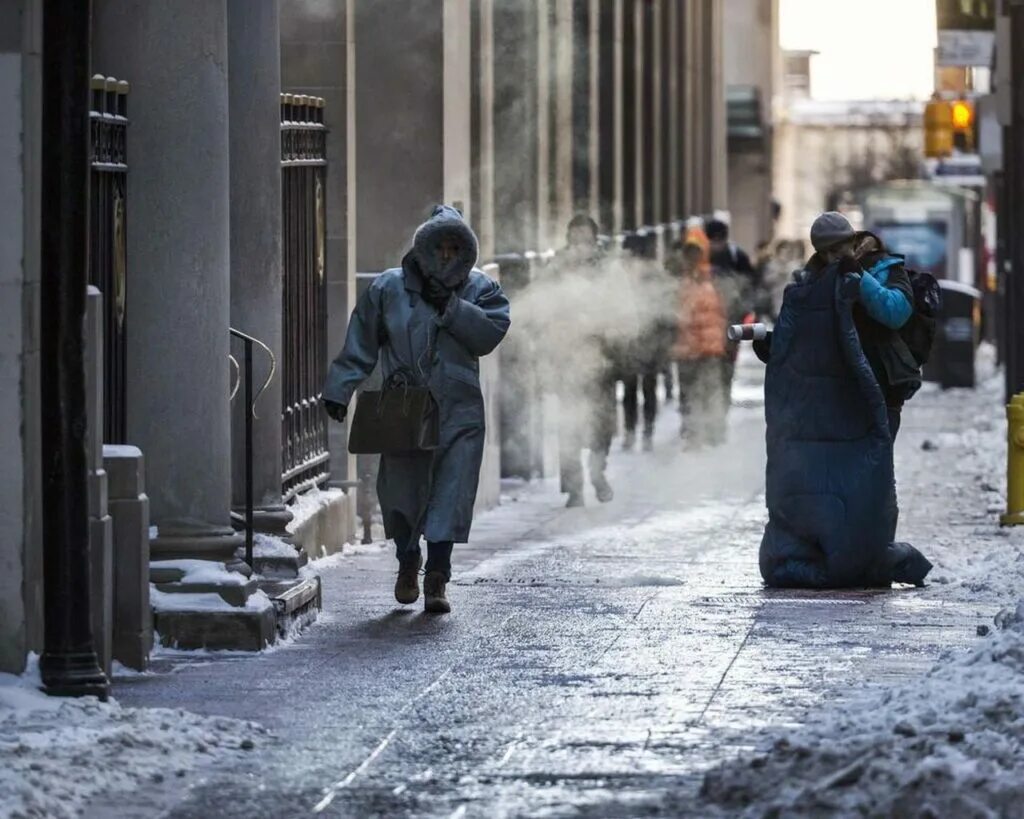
[[99, 356, 995, 818]]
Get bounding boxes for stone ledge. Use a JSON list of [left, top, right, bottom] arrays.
[[153, 577, 259, 608], [154, 606, 276, 652], [261, 575, 322, 637]]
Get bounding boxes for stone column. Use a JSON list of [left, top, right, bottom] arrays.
[[226, 0, 289, 534], [552, 0, 574, 232], [0, 0, 44, 674], [666, 0, 680, 222], [92, 0, 242, 567], [355, 0, 444, 270], [620, 0, 636, 232], [493, 0, 539, 253]]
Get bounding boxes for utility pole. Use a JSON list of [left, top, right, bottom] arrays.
[[1007, 0, 1024, 398], [39, 0, 109, 699]]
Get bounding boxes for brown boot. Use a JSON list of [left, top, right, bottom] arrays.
[[423, 571, 451, 614], [394, 554, 422, 605]]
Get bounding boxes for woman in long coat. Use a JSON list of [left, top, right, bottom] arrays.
[[322, 206, 510, 613]]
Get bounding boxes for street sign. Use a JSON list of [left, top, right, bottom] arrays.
[[936, 0, 995, 66], [936, 30, 995, 66]]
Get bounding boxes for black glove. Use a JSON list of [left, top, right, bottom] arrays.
[[422, 276, 453, 312], [752, 331, 773, 365], [838, 255, 863, 276], [323, 399, 347, 423], [839, 272, 863, 301]]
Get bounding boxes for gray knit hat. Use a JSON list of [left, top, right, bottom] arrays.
[[810, 211, 856, 252]]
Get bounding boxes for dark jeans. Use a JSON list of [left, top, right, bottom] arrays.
[[677, 357, 729, 444], [397, 540, 453, 580], [560, 373, 616, 496], [622, 372, 658, 436], [887, 406, 902, 442]]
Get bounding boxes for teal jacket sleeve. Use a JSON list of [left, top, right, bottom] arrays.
[[322, 283, 383, 406], [859, 266, 913, 330], [436, 277, 511, 357]]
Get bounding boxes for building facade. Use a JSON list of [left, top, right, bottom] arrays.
[[0, 0, 729, 675], [724, 0, 780, 251]]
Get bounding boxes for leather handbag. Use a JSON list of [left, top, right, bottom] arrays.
[[347, 374, 440, 455]]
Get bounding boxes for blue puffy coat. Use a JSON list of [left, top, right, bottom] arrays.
[[323, 207, 510, 550], [759, 261, 929, 588]]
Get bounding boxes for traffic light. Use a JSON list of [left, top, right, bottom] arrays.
[[924, 99, 953, 158], [951, 99, 975, 152]]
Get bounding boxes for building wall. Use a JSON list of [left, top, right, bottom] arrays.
[[0, 0, 42, 674], [774, 102, 925, 239], [724, 0, 778, 250]]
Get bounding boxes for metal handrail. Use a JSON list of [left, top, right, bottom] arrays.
[[228, 327, 277, 570]]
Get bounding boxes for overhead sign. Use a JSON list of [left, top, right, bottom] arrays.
[[937, 30, 995, 66], [935, 0, 995, 66]]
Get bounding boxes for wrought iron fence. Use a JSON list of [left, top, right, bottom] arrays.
[[89, 74, 129, 444], [281, 94, 329, 501]]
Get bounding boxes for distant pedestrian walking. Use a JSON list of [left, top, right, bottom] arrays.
[[620, 256, 677, 452], [752, 211, 931, 589], [322, 206, 510, 613], [705, 218, 757, 410], [549, 214, 617, 508], [672, 228, 733, 448]]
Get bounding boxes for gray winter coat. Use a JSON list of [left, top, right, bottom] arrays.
[[323, 206, 510, 550]]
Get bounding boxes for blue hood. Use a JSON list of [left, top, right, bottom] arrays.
[[410, 205, 479, 288]]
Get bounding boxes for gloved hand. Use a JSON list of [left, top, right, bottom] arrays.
[[838, 254, 863, 276], [752, 331, 773, 365], [422, 276, 454, 312], [839, 272, 863, 301], [322, 399, 347, 423]]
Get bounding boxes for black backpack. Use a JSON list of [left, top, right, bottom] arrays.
[[900, 267, 942, 367]]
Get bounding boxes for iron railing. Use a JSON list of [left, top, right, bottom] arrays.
[[88, 74, 129, 444], [229, 328, 277, 569], [281, 94, 330, 502]]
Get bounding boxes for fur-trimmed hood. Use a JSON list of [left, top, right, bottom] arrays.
[[408, 205, 479, 288]]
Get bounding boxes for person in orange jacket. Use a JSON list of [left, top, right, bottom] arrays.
[[672, 227, 733, 447]]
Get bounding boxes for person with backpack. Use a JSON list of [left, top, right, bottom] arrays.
[[705, 218, 760, 312], [751, 211, 932, 589], [755, 213, 934, 439]]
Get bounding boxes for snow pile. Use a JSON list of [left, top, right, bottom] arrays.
[[252, 532, 298, 558], [150, 587, 273, 614], [0, 659, 268, 819], [285, 485, 345, 535], [151, 559, 251, 587], [694, 603, 1024, 818]]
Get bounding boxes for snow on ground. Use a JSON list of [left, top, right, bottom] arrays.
[[695, 604, 1024, 818], [691, 360, 1024, 817], [0, 658, 268, 819], [897, 362, 1024, 604]]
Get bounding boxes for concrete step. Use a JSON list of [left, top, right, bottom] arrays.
[[154, 605, 276, 652], [152, 576, 259, 608], [251, 549, 309, 580], [260, 574, 322, 637]]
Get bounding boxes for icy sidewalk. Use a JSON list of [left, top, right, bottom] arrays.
[[0, 658, 268, 819], [686, 362, 1024, 818]]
